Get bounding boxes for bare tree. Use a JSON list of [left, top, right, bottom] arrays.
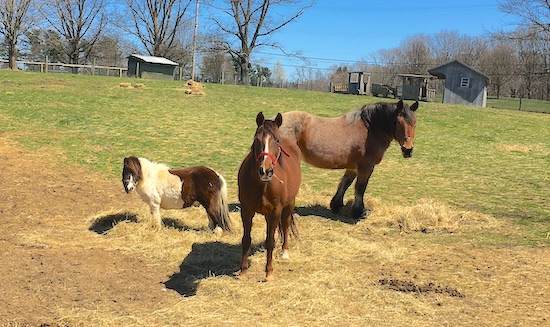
[[208, 0, 315, 85], [481, 42, 518, 98], [272, 60, 286, 87], [396, 34, 432, 74], [40, 0, 107, 72], [117, 0, 192, 61], [0, 0, 33, 69], [499, 0, 550, 36]]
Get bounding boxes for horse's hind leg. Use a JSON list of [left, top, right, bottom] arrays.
[[264, 211, 281, 281], [280, 206, 293, 260], [204, 202, 223, 237], [330, 170, 357, 213]]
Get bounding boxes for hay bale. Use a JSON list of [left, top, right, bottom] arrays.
[[119, 82, 132, 88], [181, 80, 206, 95], [133, 83, 146, 89]]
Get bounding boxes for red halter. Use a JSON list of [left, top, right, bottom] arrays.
[[256, 146, 290, 165]]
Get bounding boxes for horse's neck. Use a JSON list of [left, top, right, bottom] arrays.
[[138, 158, 169, 185]]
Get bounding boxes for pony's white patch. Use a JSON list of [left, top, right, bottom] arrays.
[[126, 180, 136, 192], [193, 201, 200, 207], [132, 158, 184, 227]]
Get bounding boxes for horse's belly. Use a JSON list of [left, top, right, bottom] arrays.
[[160, 195, 184, 210], [302, 151, 357, 170]]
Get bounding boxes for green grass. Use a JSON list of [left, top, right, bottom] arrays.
[[487, 96, 550, 113], [1, 70, 549, 245]]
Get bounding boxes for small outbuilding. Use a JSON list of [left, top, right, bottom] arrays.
[[398, 74, 436, 102], [428, 60, 489, 107], [127, 54, 179, 80]]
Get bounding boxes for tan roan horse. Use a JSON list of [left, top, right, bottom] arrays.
[[237, 112, 301, 281], [279, 100, 419, 219]]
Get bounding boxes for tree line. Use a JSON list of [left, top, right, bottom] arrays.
[[1, 0, 549, 100]]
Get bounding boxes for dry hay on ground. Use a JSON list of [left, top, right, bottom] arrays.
[[118, 82, 146, 89], [180, 79, 206, 95], [0, 137, 548, 327]]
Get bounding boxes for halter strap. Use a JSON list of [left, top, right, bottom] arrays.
[[256, 146, 290, 165]]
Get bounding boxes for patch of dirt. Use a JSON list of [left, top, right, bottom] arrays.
[[0, 138, 179, 325], [378, 279, 464, 298]]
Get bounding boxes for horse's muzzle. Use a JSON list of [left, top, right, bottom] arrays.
[[401, 146, 413, 158], [123, 181, 136, 193], [259, 166, 274, 182]]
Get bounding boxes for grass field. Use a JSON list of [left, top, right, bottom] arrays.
[[0, 70, 549, 326]]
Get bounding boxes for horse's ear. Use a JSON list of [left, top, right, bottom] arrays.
[[410, 101, 419, 111], [256, 112, 265, 127], [275, 113, 283, 127], [395, 100, 404, 113]]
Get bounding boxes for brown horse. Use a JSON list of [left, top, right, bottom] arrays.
[[237, 112, 301, 281], [279, 100, 418, 219]]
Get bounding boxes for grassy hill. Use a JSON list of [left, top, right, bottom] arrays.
[[0, 70, 549, 326]]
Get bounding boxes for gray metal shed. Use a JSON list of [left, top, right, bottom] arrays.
[[428, 60, 489, 107], [127, 54, 179, 80]]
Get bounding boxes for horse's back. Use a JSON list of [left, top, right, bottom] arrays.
[[169, 166, 223, 205], [281, 111, 367, 169]]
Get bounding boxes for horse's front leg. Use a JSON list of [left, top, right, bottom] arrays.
[[238, 207, 254, 278], [264, 211, 281, 281], [352, 164, 375, 219], [330, 170, 357, 213], [149, 201, 162, 229]]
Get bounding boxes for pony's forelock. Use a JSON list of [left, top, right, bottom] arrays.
[[123, 156, 142, 181]]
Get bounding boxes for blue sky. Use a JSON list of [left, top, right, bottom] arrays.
[[249, 0, 520, 74]]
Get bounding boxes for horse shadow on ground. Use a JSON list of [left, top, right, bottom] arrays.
[[88, 212, 138, 234], [229, 202, 369, 225], [164, 241, 254, 297], [294, 201, 370, 225], [88, 212, 200, 234]]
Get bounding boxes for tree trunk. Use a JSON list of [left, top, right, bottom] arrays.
[[8, 42, 18, 70], [239, 58, 250, 85]]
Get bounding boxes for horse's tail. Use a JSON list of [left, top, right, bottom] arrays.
[[278, 212, 298, 239], [216, 174, 232, 232]]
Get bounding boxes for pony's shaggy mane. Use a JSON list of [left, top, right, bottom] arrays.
[[123, 156, 142, 182]]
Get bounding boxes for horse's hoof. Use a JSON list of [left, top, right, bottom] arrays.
[[329, 198, 343, 213], [235, 270, 248, 280], [264, 273, 274, 282], [212, 226, 223, 237], [352, 207, 366, 219], [281, 250, 290, 260]]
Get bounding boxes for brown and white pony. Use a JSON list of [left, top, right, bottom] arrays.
[[237, 112, 301, 281], [122, 156, 231, 235], [278, 100, 419, 219]]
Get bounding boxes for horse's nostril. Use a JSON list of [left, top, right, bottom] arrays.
[[259, 167, 265, 176]]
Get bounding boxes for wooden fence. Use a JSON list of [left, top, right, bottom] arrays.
[[0, 59, 127, 77]]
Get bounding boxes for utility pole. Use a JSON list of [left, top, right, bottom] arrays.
[[191, 0, 199, 81]]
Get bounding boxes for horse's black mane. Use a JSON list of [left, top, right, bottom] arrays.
[[354, 102, 414, 135]]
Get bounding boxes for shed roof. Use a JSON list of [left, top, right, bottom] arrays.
[[128, 54, 178, 66], [428, 60, 488, 80], [398, 74, 434, 79]]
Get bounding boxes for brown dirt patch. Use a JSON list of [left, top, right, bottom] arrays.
[[0, 138, 180, 326]]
